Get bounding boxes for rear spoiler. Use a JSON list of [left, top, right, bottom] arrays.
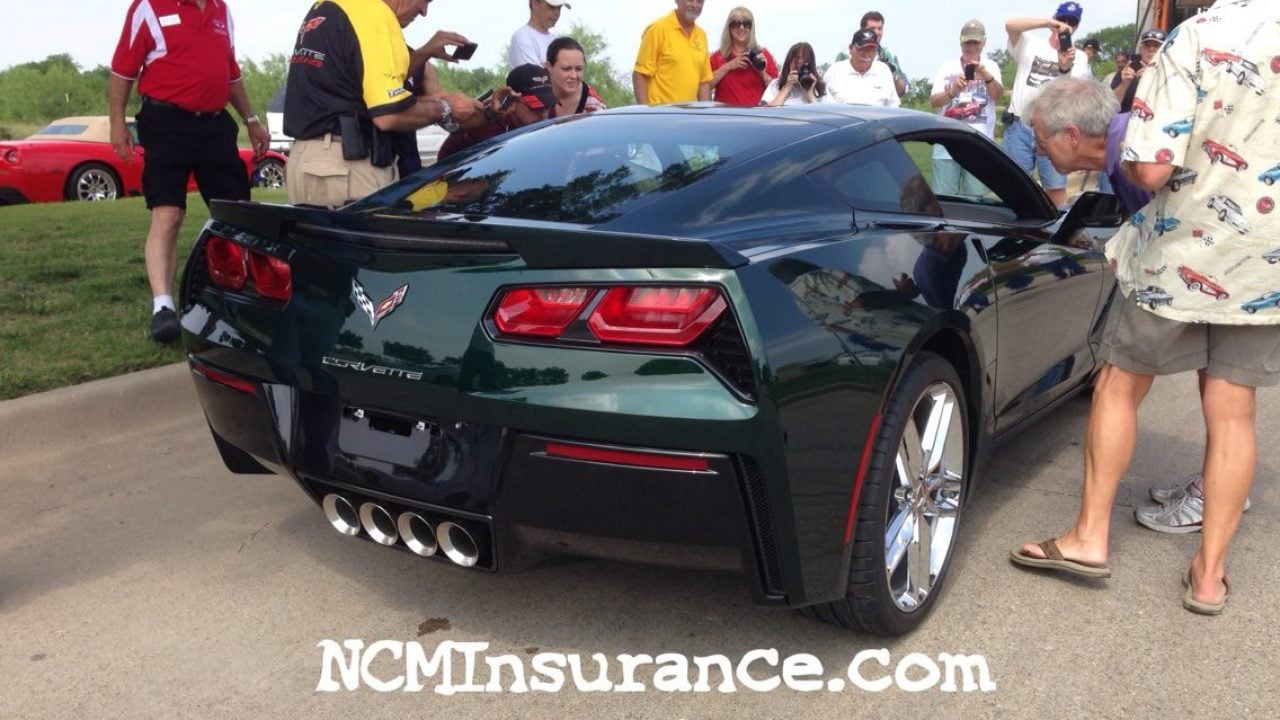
[[209, 200, 749, 270]]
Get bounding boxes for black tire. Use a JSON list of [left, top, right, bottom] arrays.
[[1190, 281, 1203, 293], [253, 157, 286, 188], [65, 162, 120, 201], [1171, 181, 1181, 191], [800, 351, 969, 636]]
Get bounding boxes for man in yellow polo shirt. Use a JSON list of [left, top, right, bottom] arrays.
[[633, 0, 713, 104]]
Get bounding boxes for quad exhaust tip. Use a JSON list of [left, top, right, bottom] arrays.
[[321, 492, 482, 567], [397, 512, 438, 557], [322, 494, 361, 537], [436, 521, 480, 567], [359, 502, 399, 546]]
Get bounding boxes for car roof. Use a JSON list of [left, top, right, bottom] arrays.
[[26, 116, 131, 143], [602, 101, 932, 130]]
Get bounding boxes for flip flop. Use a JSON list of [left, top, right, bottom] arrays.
[[1182, 569, 1230, 615], [1009, 539, 1112, 578]]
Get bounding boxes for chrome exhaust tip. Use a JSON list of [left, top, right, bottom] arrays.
[[397, 512, 438, 557], [436, 521, 480, 567], [322, 494, 361, 537], [358, 502, 399, 546]]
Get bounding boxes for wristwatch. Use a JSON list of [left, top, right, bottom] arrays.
[[437, 99, 460, 133]]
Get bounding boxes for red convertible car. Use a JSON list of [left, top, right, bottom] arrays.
[[0, 116, 286, 205], [1178, 264, 1230, 299], [1201, 139, 1248, 170]]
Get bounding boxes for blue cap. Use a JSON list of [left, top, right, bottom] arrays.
[[1055, 2, 1083, 23]]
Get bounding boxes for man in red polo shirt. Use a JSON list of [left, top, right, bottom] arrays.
[[108, 0, 269, 342]]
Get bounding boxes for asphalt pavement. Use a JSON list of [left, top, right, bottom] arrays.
[[1, 364, 1277, 719]]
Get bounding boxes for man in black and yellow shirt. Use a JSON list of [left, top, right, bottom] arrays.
[[284, 0, 480, 206]]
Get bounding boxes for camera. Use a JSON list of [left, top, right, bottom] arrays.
[[798, 62, 815, 90], [746, 48, 767, 71], [964, 63, 977, 81], [1057, 30, 1073, 50], [1129, 58, 1145, 72]]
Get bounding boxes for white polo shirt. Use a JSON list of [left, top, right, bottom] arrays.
[[822, 59, 900, 107]]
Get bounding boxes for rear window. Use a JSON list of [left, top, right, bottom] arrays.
[[35, 123, 89, 135], [362, 114, 816, 225]]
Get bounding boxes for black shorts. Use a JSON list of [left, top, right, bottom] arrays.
[[135, 103, 249, 210]]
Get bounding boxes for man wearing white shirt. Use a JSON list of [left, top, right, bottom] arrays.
[[929, 19, 1004, 197], [1002, 1, 1092, 206], [508, 0, 571, 69], [822, 28, 899, 107]]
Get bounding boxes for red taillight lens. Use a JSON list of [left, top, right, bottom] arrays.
[[205, 235, 247, 290], [204, 234, 291, 301], [588, 286, 726, 346], [249, 252, 292, 301], [494, 287, 595, 337]]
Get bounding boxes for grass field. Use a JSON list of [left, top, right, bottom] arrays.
[[0, 188, 287, 400]]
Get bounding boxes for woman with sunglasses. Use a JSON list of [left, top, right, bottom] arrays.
[[762, 42, 829, 106], [709, 8, 777, 106]]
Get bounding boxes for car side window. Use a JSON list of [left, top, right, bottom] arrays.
[[810, 140, 942, 217]]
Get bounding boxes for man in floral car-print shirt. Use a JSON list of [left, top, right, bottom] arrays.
[[1012, 1, 1279, 618]]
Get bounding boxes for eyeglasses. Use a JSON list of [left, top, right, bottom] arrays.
[[729, 19, 753, 29]]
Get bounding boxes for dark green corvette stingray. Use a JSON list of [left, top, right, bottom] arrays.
[[181, 104, 1125, 635]]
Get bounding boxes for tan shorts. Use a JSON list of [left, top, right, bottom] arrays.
[[1098, 291, 1280, 387], [286, 135, 396, 208]]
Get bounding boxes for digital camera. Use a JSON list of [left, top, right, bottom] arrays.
[[747, 49, 767, 71], [798, 62, 815, 90]]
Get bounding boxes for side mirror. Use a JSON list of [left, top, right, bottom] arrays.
[[1052, 191, 1126, 248]]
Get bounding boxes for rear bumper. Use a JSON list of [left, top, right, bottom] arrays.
[[189, 359, 789, 605]]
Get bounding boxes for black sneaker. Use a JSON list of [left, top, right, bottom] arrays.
[[149, 308, 180, 342]]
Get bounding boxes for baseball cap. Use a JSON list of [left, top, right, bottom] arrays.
[[543, 0, 571, 6], [960, 19, 986, 43], [1054, 2, 1083, 24], [851, 28, 879, 48], [1140, 29, 1167, 44], [506, 63, 556, 110]]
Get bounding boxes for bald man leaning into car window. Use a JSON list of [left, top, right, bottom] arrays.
[[108, 0, 270, 342]]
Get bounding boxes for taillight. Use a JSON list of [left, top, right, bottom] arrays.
[[494, 287, 595, 337], [249, 252, 292, 301], [205, 235, 247, 289], [203, 233, 291, 301], [588, 286, 726, 346], [492, 284, 727, 348]]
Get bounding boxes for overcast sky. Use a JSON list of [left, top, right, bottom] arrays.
[[7, 1, 1142, 84]]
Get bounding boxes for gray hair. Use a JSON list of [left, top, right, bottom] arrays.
[[1026, 77, 1119, 137]]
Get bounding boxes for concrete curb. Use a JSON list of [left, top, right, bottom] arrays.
[[0, 364, 198, 458]]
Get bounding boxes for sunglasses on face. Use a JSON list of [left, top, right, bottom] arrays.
[[729, 19, 752, 29]]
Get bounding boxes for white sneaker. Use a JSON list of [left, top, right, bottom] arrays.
[[1147, 473, 1251, 512], [1135, 492, 1205, 534]]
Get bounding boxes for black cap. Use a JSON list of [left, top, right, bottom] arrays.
[[506, 64, 555, 111], [851, 28, 878, 48], [1140, 29, 1167, 44], [1082, 38, 1101, 51]]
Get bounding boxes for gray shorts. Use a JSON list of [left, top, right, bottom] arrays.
[[1098, 293, 1280, 387]]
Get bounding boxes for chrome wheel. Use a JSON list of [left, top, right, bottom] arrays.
[[72, 165, 119, 201], [883, 380, 965, 612], [254, 158, 286, 188]]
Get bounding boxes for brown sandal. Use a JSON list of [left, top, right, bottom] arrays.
[[1010, 539, 1112, 578]]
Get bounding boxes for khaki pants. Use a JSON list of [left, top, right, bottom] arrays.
[[286, 134, 397, 208]]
